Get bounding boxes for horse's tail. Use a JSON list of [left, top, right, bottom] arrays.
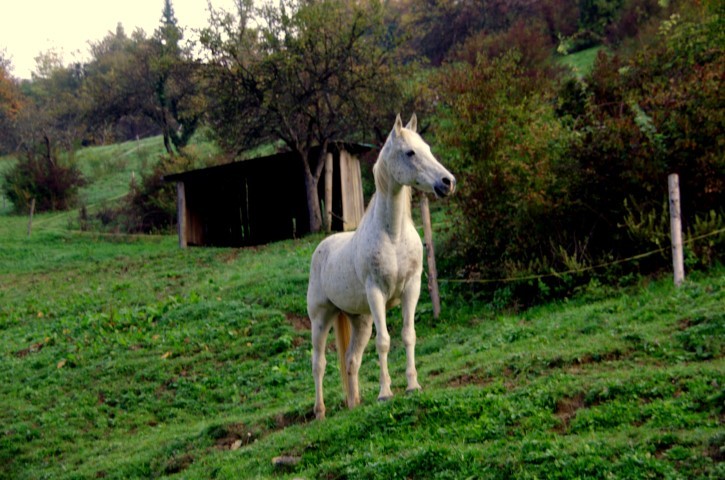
[[334, 312, 352, 406]]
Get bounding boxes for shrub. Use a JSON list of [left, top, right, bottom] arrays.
[[2, 149, 86, 213], [434, 0, 723, 306], [435, 51, 577, 291], [562, 4, 724, 266]]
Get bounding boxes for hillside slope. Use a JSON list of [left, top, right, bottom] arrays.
[[0, 210, 722, 478]]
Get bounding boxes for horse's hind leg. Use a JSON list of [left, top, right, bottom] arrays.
[[310, 305, 336, 420], [346, 314, 373, 408]]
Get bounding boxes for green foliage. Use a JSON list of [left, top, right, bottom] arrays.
[[434, 1, 723, 305], [435, 50, 577, 296], [561, 2, 724, 265]]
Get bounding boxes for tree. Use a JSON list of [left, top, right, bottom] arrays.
[[83, 1, 202, 151], [149, 0, 202, 154], [0, 51, 25, 153], [202, 0, 401, 233], [83, 24, 155, 143]]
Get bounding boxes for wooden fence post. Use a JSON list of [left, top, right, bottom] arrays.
[[176, 182, 187, 248], [325, 153, 333, 233], [27, 198, 36, 237], [668, 173, 685, 287], [420, 195, 441, 319]]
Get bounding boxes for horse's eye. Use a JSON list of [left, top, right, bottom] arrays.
[[406, 150, 415, 157]]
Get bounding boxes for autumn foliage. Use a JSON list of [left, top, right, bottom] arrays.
[[434, 1, 724, 301]]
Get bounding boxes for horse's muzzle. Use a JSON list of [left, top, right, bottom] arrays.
[[434, 177, 456, 198]]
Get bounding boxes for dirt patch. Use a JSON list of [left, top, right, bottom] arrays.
[[553, 393, 585, 434], [286, 313, 311, 331], [164, 453, 194, 474], [706, 433, 725, 462], [447, 372, 492, 388], [677, 317, 692, 330], [209, 422, 257, 450], [14, 341, 45, 357], [576, 349, 628, 365], [273, 410, 316, 429], [217, 249, 241, 264]]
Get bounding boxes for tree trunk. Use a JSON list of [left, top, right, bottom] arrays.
[[162, 130, 173, 156], [304, 169, 323, 233], [298, 143, 328, 234], [161, 112, 174, 156]]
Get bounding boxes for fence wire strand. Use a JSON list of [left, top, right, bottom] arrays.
[[438, 227, 725, 285]]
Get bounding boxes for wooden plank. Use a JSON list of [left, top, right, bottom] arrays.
[[176, 181, 187, 248], [420, 195, 441, 319], [668, 173, 685, 286], [340, 151, 350, 230], [339, 150, 365, 231], [350, 152, 364, 224]]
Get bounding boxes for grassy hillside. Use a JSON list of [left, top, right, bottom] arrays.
[[0, 133, 223, 220], [1, 186, 723, 479], [556, 46, 605, 78]]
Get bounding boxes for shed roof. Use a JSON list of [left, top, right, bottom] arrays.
[[163, 142, 374, 183]]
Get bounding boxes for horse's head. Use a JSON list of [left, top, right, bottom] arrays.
[[379, 114, 456, 198]]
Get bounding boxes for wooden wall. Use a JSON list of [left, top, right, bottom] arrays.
[[171, 147, 369, 248]]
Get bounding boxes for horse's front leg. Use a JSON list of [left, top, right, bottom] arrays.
[[366, 284, 393, 400], [402, 275, 422, 393], [346, 314, 373, 408]]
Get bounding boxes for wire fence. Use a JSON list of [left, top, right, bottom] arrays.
[[438, 227, 725, 285]]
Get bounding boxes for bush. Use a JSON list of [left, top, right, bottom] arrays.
[[434, 0, 723, 306], [562, 4, 724, 266], [2, 149, 86, 213], [435, 51, 577, 292]]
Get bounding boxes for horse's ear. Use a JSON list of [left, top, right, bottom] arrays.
[[405, 113, 417, 133], [393, 114, 403, 137]]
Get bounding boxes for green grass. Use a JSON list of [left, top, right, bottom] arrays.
[[75, 136, 166, 207], [557, 46, 605, 78], [1, 140, 723, 479], [0, 132, 221, 220]]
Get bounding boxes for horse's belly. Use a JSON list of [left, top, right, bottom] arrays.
[[321, 266, 370, 314], [318, 239, 370, 314]]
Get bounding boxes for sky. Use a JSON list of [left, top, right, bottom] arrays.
[[0, 0, 241, 79]]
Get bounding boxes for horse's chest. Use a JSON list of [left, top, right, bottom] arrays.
[[364, 235, 422, 294]]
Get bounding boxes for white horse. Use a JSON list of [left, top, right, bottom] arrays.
[[307, 114, 455, 419]]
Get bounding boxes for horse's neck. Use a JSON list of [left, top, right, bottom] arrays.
[[370, 172, 412, 240]]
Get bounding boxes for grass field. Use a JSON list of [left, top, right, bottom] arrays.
[[1, 140, 723, 479], [557, 46, 605, 78]]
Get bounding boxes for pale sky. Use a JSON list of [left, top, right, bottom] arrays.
[[0, 0, 242, 79]]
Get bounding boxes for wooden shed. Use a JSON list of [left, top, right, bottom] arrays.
[[164, 143, 373, 247]]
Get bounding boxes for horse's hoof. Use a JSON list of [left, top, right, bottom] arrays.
[[377, 395, 393, 402], [406, 386, 422, 395]]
